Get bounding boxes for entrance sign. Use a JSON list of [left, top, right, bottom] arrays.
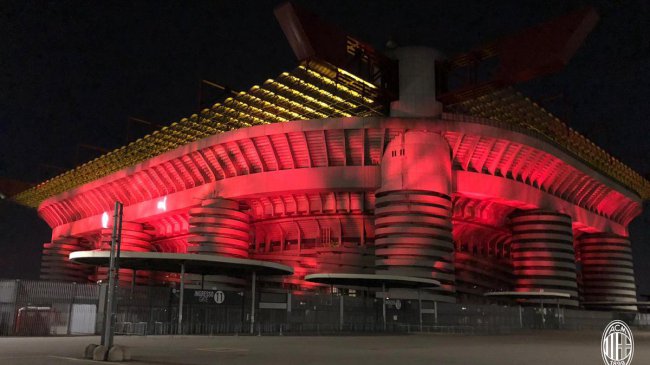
[[186, 289, 241, 305], [214, 291, 225, 304]]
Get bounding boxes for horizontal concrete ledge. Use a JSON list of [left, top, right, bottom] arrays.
[[305, 273, 440, 289], [484, 291, 571, 299], [70, 251, 293, 276]]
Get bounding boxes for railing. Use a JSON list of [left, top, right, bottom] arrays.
[[398, 324, 476, 335], [115, 321, 148, 336]]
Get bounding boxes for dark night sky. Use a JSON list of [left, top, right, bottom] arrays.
[[1, 1, 649, 294]]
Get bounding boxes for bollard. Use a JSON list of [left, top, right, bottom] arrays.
[[107, 346, 124, 362], [92, 345, 108, 361], [84, 344, 98, 359]]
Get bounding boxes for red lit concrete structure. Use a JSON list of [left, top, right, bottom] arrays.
[[13, 3, 650, 311]]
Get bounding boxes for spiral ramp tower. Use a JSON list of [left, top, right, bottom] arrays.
[[510, 211, 579, 307], [577, 233, 637, 311], [40, 236, 92, 282], [374, 130, 455, 301], [92, 222, 154, 285], [184, 197, 252, 288], [188, 197, 251, 258]]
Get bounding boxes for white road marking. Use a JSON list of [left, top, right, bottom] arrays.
[[195, 347, 249, 353], [0, 356, 45, 360], [48, 355, 106, 363]]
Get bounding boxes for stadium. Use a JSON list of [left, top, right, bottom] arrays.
[[12, 3, 650, 318]]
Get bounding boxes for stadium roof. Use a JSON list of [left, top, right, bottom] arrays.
[[10, 3, 650, 207], [12, 60, 385, 208], [12, 61, 650, 208]]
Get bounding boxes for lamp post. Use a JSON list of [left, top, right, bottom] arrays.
[[101, 201, 123, 350]]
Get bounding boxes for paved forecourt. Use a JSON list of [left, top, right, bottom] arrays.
[[0, 331, 648, 365]]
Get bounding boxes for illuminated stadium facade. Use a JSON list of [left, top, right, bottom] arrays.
[[13, 3, 650, 312]]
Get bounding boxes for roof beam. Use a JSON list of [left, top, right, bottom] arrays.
[[265, 135, 281, 170], [194, 150, 218, 182], [322, 130, 330, 166], [463, 136, 481, 171], [476, 138, 496, 173], [247, 138, 266, 172], [283, 133, 296, 169], [501, 144, 523, 177], [233, 141, 253, 174], [301, 131, 312, 168], [214, 144, 238, 177], [486, 140, 507, 175], [202, 147, 227, 179]]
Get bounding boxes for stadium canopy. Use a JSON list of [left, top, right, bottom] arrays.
[[70, 250, 292, 334]]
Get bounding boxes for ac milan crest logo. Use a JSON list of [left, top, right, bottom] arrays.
[[601, 320, 634, 365]]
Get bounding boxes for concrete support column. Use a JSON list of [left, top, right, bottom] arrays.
[[188, 197, 250, 258], [577, 233, 637, 311], [375, 131, 455, 302], [510, 211, 578, 307]]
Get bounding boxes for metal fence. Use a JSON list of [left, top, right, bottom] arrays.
[[0, 280, 99, 336], [0, 279, 647, 336]]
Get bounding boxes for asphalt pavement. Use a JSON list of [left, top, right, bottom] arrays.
[[0, 330, 648, 365]]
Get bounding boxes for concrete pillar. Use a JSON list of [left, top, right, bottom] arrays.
[[375, 131, 455, 302], [510, 210, 578, 307], [577, 233, 637, 311]]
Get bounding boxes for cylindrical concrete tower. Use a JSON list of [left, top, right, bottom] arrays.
[[577, 233, 637, 311], [188, 197, 251, 258], [389, 46, 444, 117], [510, 211, 578, 307], [375, 130, 455, 301]]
